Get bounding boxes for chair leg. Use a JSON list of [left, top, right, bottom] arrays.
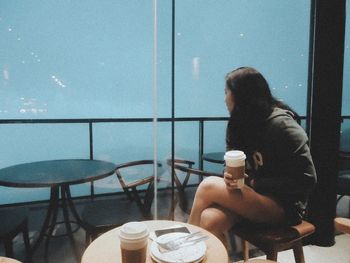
[[292, 240, 305, 263], [91, 233, 99, 242], [4, 238, 14, 258], [22, 222, 32, 263], [85, 231, 92, 247], [226, 229, 237, 257], [241, 239, 249, 261], [168, 194, 178, 220], [265, 247, 278, 261]]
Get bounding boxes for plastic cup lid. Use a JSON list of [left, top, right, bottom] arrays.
[[224, 150, 246, 161], [119, 221, 149, 240]]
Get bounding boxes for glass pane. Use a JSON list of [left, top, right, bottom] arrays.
[[0, 124, 89, 204], [171, 0, 311, 222], [341, 120, 350, 152], [342, 0, 350, 115], [341, 0, 350, 151], [0, 124, 89, 167], [92, 122, 156, 195], [156, 0, 173, 117], [203, 121, 226, 173], [175, 122, 199, 166], [0, 0, 157, 209], [175, 0, 310, 117], [0, 0, 154, 118]]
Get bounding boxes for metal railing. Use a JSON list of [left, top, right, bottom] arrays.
[[0, 114, 349, 204], [3, 114, 350, 161]]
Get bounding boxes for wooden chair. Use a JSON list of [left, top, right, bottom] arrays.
[[248, 260, 278, 263], [0, 207, 31, 263], [337, 151, 350, 217], [334, 217, 350, 234], [80, 160, 161, 245], [167, 159, 222, 214], [231, 220, 315, 263]]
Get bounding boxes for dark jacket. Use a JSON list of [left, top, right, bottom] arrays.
[[229, 107, 317, 225]]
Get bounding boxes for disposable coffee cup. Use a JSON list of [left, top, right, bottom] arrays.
[[119, 221, 149, 263], [224, 150, 246, 189]]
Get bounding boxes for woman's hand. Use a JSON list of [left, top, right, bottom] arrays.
[[224, 172, 240, 190]]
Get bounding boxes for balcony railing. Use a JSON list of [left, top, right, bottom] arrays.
[[0, 115, 349, 204]]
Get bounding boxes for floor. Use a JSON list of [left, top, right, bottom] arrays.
[[1, 194, 350, 263]]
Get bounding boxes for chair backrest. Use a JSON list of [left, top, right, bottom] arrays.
[[336, 151, 350, 204], [338, 151, 350, 171], [166, 159, 223, 214], [334, 217, 350, 234], [167, 159, 222, 191], [115, 160, 162, 216]]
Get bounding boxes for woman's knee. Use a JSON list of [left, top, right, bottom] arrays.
[[197, 176, 223, 194], [200, 208, 219, 231], [199, 207, 230, 232]]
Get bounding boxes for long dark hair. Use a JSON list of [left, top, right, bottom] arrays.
[[225, 67, 299, 153]]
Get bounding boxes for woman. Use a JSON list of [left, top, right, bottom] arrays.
[[188, 67, 317, 246]]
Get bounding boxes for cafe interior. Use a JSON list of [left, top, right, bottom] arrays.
[[0, 1, 349, 263]]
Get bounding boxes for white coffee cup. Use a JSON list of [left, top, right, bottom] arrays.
[[119, 221, 149, 263], [224, 150, 246, 189]]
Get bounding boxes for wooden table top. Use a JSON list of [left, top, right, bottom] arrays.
[[0, 257, 22, 263], [81, 220, 229, 263]]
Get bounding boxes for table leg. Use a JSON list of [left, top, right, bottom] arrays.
[[64, 185, 85, 227], [61, 185, 80, 261], [60, 186, 75, 240], [32, 186, 59, 251], [32, 184, 88, 262], [44, 187, 60, 258], [33, 185, 80, 262]]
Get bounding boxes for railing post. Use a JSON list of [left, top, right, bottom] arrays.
[[199, 120, 204, 170], [89, 122, 94, 198]]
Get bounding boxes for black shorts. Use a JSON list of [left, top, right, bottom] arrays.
[[270, 196, 304, 226]]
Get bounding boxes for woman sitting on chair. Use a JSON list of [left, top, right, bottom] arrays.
[[188, 67, 317, 246]]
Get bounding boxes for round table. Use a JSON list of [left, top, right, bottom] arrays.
[[0, 159, 116, 254], [81, 220, 228, 263]]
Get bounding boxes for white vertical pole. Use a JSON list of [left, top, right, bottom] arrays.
[[152, 0, 158, 219]]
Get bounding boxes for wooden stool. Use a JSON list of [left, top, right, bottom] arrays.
[[231, 220, 315, 263], [248, 260, 278, 263], [334, 217, 350, 234], [0, 257, 23, 263], [0, 208, 31, 262]]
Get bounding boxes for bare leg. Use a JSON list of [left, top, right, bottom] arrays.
[[199, 205, 239, 247], [188, 176, 285, 227]]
